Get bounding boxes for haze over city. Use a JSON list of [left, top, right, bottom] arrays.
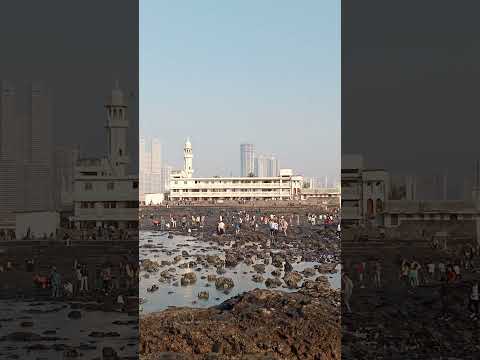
[[140, 0, 340, 182]]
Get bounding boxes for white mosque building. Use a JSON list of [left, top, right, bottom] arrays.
[[169, 139, 303, 202], [72, 82, 138, 229]]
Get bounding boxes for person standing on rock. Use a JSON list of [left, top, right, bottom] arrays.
[[269, 219, 275, 237], [80, 264, 89, 293], [374, 260, 382, 288], [74, 264, 82, 296], [50, 266, 61, 298], [283, 219, 289, 237], [469, 281, 480, 319], [438, 261, 446, 282], [217, 220, 225, 236], [357, 262, 365, 288], [453, 262, 461, 281], [342, 272, 354, 313]]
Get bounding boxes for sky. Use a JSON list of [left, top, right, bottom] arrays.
[[140, 1, 340, 182], [342, 0, 480, 199]]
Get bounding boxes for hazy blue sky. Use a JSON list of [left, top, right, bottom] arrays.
[[140, 1, 340, 183]]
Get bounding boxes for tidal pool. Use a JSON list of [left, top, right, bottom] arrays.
[[140, 230, 340, 313]]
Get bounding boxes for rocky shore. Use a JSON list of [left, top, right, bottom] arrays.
[[140, 285, 340, 360], [139, 205, 340, 359]]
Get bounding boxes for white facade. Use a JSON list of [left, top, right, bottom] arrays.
[[144, 193, 165, 205], [73, 83, 138, 229], [170, 175, 303, 201], [171, 140, 302, 200], [341, 154, 389, 225]]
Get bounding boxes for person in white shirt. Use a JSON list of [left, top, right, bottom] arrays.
[[453, 263, 461, 280], [217, 221, 225, 236], [470, 282, 479, 318]]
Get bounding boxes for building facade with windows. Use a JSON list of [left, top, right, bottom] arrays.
[[73, 83, 138, 229], [170, 141, 302, 201], [341, 154, 389, 226]]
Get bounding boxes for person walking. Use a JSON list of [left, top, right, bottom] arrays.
[[343, 273, 354, 313], [80, 265, 89, 293], [50, 267, 61, 298], [470, 281, 480, 319], [374, 260, 382, 288], [357, 262, 366, 288]]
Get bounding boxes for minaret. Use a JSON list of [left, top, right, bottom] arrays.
[[183, 137, 193, 178], [105, 80, 129, 176]]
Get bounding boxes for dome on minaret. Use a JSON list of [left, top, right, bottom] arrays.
[[185, 137, 192, 148]]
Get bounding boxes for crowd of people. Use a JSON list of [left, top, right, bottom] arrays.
[[0, 254, 139, 301], [342, 237, 480, 320]]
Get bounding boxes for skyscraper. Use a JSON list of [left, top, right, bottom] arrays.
[[240, 143, 255, 176], [151, 138, 162, 174], [267, 155, 279, 177], [139, 137, 163, 198], [254, 154, 269, 177]]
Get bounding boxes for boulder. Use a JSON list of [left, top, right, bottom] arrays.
[[252, 274, 264, 283], [283, 271, 302, 289], [180, 272, 197, 286], [215, 277, 234, 290], [265, 278, 283, 288]]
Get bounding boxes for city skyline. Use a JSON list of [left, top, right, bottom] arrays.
[[140, 1, 340, 181]]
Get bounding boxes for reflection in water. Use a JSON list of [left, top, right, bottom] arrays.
[[0, 301, 137, 360], [140, 231, 340, 313]]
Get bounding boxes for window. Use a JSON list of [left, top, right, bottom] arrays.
[[107, 182, 115, 191], [84, 182, 93, 191], [391, 214, 398, 226], [103, 202, 117, 209], [133, 181, 139, 189]]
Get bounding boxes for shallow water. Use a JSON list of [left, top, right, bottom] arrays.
[[140, 230, 340, 313], [0, 301, 137, 359]]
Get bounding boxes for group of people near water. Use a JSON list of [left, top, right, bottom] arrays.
[[212, 210, 339, 239], [342, 239, 480, 320], [1, 254, 139, 301]]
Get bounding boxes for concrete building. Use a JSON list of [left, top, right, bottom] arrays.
[[171, 141, 303, 201], [240, 143, 255, 177], [0, 81, 57, 230], [341, 154, 389, 226], [54, 145, 79, 210], [151, 138, 162, 174], [267, 154, 279, 177], [300, 187, 341, 201], [383, 200, 477, 228], [73, 82, 138, 230], [254, 154, 269, 177], [255, 153, 279, 177]]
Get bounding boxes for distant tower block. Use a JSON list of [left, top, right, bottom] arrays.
[[105, 80, 129, 176], [183, 137, 194, 178]]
